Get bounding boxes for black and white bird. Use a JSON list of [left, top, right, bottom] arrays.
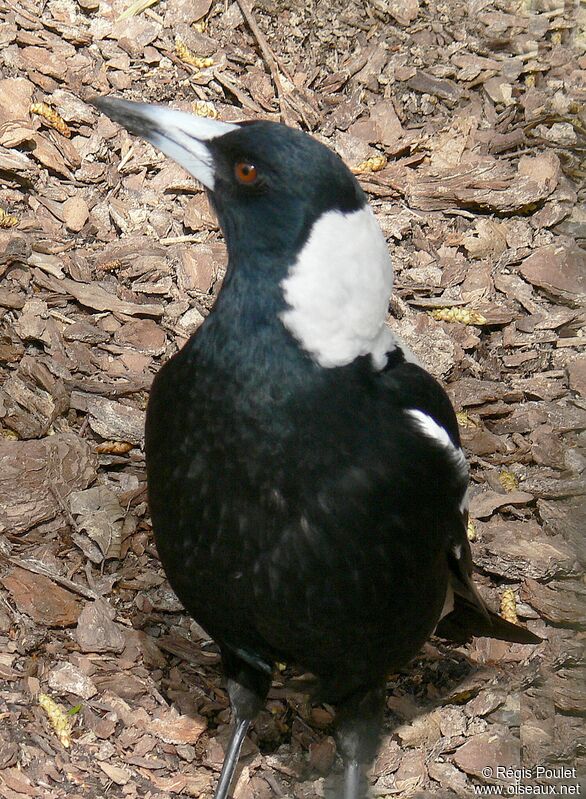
[[93, 97, 540, 799]]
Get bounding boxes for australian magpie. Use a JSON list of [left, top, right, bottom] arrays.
[[93, 96, 540, 799]]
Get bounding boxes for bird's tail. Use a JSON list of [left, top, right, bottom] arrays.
[[435, 593, 542, 645]]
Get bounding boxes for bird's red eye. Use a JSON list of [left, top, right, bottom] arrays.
[[234, 161, 258, 185]]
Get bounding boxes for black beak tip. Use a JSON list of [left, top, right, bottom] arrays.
[[88, 95, 123, 124], [88, 94, 109, 113], [87, 95, 150, 137]]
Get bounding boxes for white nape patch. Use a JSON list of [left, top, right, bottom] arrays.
[[129, 103, 238, 190], [280, 206, 393, 369], [406, 409, 468, 478]]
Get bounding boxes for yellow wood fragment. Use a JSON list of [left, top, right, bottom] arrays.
[[0, 208, 19, 228], [175, 39, 214, 69], [500, 588, 518, 625], [352, 154, 387, 174], [456, 411, 478, 429], [96, 441, 134, 454], [430, 307, 487, 325], [192, 101, 218, 119], [30, 103, 71, 138], [39, 693, 73, 748], [498, 469, 518, 492]]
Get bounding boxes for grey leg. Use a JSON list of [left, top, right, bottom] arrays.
[[335, 684, 385, 799], [343, 759, 363, 799], [214, 717, 251, 799], [215, 649, 272, 799]]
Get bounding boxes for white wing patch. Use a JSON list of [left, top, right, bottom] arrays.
[[406, 409, 468, 479], [280, 206, 394, 369]]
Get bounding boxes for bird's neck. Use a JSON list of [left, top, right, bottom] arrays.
[[192, 256, 316, 390], [192, 204, 395, 380]]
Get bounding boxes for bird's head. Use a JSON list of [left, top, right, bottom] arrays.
[[92, 98, 394, 369]]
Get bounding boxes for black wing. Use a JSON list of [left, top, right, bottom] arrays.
[[381, 358, 541, 646]]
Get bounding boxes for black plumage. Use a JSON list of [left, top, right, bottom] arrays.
[[93, 97, 540, 799]]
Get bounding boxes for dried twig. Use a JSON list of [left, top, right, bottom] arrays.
[[235, 0, 297, 125], [212, 69, 265, 114], [49, 484, 81, 535], [2, 555, 100, 601]]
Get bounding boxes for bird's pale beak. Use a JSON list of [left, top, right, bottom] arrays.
[[91, 96, 239, 191]]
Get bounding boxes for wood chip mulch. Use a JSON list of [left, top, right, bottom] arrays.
[[0, 0, 584, 797]]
